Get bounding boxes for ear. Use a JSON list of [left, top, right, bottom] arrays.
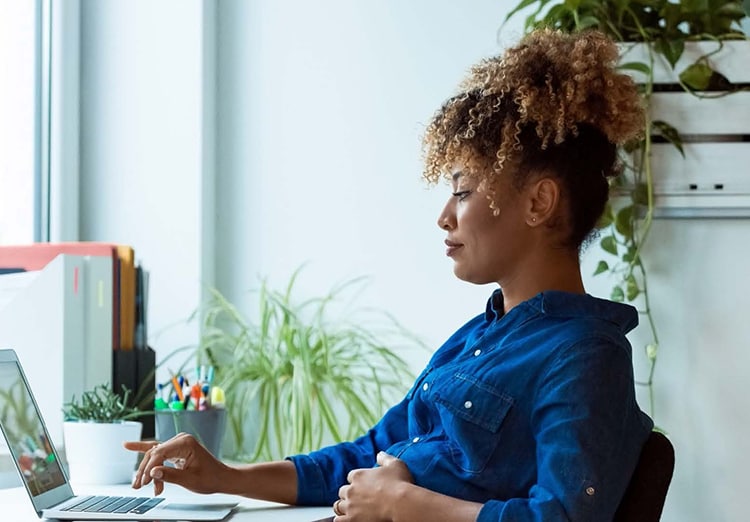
[[524, 177, 561, 227]]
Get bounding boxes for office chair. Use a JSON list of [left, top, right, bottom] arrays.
[[613, 431, 675, 522]]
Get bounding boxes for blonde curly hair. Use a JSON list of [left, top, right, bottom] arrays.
[[422, 29, 645, 248]]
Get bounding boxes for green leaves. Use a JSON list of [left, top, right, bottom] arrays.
[[503, 0, 749, 41], [615, 205, 634, 237], [503, 0, 553, 28], [618, 61, 652, 75], [652, 120, 684, 156], [626, 274, 640, 300], [196, 272, 421, 461], [601, 235, 618, 256], [63, 384, 146, 423], [593, 260, 610, 275], [654, 37, 685, 68], [679, 61, 715, 90], [679, 61, 733, 91]]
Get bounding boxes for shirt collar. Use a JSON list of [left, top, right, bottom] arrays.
[[484, 289, 639, 335], [484, 289, 505, 322]]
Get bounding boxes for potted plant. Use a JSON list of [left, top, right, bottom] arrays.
[[194, 269, 422, 462], [504, 0, 749, 418], [62, 383, 148, 484]]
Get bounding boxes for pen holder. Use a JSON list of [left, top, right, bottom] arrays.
[[155, 409, 227, 458]]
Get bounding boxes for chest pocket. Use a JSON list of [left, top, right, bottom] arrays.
[[434, 372, 514, 474]]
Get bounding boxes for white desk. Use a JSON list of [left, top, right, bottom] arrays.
[[0, 483, 335, 521]]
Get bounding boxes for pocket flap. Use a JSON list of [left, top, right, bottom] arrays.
[[435, 372, 514, 432]]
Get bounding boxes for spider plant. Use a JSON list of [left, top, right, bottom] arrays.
[[194, 269, 422, 462]]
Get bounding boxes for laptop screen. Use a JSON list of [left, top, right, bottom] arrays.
[[0, 357, 67, 496]]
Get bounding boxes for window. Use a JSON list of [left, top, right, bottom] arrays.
[[0, 1, 42, 244]]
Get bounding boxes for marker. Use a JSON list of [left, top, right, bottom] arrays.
[[210, 386, 225, 408], [171, 376, 185, 401]]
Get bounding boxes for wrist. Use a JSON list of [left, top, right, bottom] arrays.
[[216, 461, 241, 495], [388, 480, 415, 522]]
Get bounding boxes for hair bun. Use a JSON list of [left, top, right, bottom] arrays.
[[460, 28, 645, 147]]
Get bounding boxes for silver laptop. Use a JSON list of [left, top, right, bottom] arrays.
[[0, 348, 236, 520]]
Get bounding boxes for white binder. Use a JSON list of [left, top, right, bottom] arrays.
[[0, 254, 112, 448]]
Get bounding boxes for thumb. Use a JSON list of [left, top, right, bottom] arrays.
[[376, 451, 397, 467]]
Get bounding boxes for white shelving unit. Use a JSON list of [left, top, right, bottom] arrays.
[[620, 40, 750, 218]]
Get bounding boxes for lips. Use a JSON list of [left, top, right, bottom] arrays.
[[445, 239, 463, 257]]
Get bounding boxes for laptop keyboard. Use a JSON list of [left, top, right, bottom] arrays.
[[62, 495, 164, 514]]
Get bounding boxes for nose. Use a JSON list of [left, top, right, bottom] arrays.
[[437, 198, 456, 231]]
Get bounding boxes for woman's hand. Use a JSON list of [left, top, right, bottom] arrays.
[[124, 433, 231, 496], [334, 452, 414, 521]]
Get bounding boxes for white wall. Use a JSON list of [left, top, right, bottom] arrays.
[[76, 1, 750, 520], [79, 0, 213, 360], [214, 0, 518, 369]]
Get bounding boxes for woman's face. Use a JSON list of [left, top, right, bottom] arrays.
[[437, 170, 533, 286]]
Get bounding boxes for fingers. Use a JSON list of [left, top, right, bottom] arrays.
[[132, 438, 186, 490], [125, 440, 161, 490], [333, 498, 344, 516], [130, 433, 224, 496], [376, 451, 396, 466], [132, 442, 164, 490], [152, 476, 165, 496], [123, 440, 159, 453]]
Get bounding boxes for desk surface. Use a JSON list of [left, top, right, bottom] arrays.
[[0, 483, 335, 522]]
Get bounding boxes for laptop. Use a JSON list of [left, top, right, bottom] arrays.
[[0, 348, 236, 520]]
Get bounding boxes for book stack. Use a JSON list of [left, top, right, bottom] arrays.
[[0, 242, 156, 444]]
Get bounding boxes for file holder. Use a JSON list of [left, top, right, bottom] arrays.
[[112, 346, 156, 438]]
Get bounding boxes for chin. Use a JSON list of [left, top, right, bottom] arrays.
[[452, 265, 494, 286]]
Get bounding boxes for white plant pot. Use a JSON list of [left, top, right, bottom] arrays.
[[63, 420, 142, 485]]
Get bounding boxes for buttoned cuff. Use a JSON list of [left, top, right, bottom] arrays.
[[286, 454, 332, 506]]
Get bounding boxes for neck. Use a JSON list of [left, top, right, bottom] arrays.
[[498, 247, 584, 314]]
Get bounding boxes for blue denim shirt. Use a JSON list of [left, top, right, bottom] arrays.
[[289, 290, 653, 521]]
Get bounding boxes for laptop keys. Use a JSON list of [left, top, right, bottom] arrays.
[[89, 496, 137, 512], [62, 495, 103, 511], [61, 495, 163, 514], [129, 497, 164, 514], [112, 497, 151, 513]]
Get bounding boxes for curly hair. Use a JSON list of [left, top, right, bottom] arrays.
[[422, 29, 645, 249]]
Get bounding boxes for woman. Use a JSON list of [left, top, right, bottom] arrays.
[[127, 29, 653, 521]]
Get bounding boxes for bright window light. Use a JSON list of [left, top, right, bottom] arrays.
[[0, 1, 37, 245]]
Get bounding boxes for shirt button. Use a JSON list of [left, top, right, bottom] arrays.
[[422, 383, 429, 391], [473, 349, 482, 356], [412, 437, 420, 443], [586, 487, 595, 496], [464, 401, 473, 409]]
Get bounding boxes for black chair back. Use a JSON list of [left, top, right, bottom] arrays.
[[614, 431, 675, 521]]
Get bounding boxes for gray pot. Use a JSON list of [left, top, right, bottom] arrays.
[[154, 409, 227, 458]]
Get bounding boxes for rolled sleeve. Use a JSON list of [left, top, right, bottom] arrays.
[[286, 397, 411, 505]]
